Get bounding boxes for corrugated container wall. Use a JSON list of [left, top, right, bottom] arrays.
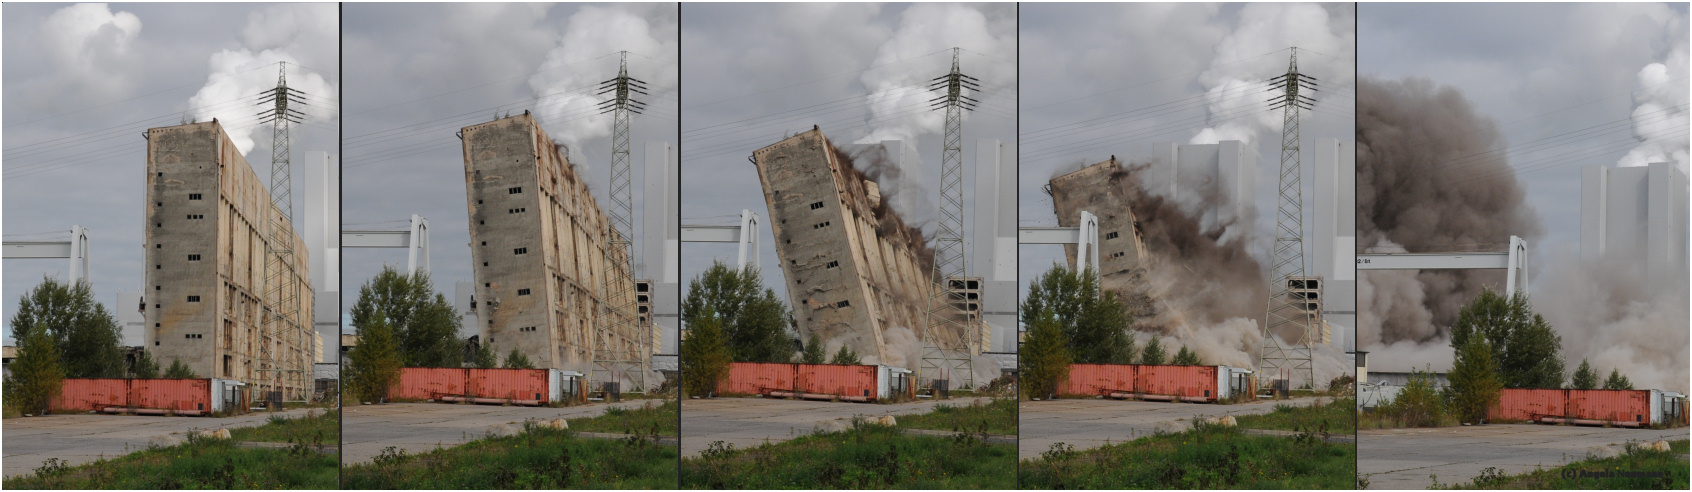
[[466, 368, 550, 401], [717, 362, 882, 400], [389, 367, 555, 403], [52, 378, 226, 414], [1060, 364, 1225, 402], [1490, 388, 1656, 425], [390, 367, 467, 400]]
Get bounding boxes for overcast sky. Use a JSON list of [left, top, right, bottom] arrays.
[[342, 3, 679, 334], [1018, 3, 1357, 320], [3, 3, 338, 342], [678, 3, 1017, 320]]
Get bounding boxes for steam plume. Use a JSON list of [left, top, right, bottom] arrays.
[[528, 5, 677, 163], [1190, 3, 1353, 147], [187, 4, 337, 155]]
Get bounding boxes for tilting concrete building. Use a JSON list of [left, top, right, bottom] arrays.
[[1047, 158, 1156, 322], [461, 113, 647, 374], [1582, 162, 1690, 288], [752, 128, 967, 367], [144, 120, 316, 400]]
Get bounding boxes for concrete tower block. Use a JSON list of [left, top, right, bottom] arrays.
[[461, 114, 640, 373]]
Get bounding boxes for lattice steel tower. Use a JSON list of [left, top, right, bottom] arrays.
[[256, 62, 309, 402], [921, 48, 981, 392], [1258, 49, 1321, 391], [593, 52, 651, 393]]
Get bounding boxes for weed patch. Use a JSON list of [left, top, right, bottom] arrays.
[[1020, 421, 1354, 489]]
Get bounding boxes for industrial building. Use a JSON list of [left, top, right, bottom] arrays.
[[1046, 157, 1157, 323], [143, 120, 317, 401], [1581, 162, 1690, 288], [1312, 138, 1355, 349], [751, 128, 970, 366], [460, 113, 650, 375]]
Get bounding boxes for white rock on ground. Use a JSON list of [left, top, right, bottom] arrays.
[[813, 419, 850, 434], [872, 415, 897, 426], [547, 419, 568, 430], [1154, 420, 1190, 435], [485, 424, 515, 438], [1586, 445, 1622, 459], [1648, 440, 1670, 452], [149, 435, 181, 448]]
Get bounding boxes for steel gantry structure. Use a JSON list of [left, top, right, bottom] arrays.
[[2, 226, 90, 286], [1258, 49, 1321, 392], [594, 51, 652, 394], [920, 47, 982, 393]]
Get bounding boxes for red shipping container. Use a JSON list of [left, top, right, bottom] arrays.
[[718, 362, 796, 396], [467, 368, 549, 401], [52, 378, 215, 414], [1137, 365, 1221, 401], [55, 378, 130, 412], [131, 379, 214, 413], [793, 364, 878, 399], [1060, 363, 1137, 397], [1490, 389, 1654, 425], [390, 367, 468, 400]]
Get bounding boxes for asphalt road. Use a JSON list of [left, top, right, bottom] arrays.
[[2, 408, 322, 478], [1358, 423, 1690, 489], [340, 400, 660, 464], [1017, 396, 1322, 460], [679, 396, 994, 457]]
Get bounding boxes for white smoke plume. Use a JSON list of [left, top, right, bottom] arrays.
[[1616, 29, 1690, 174], [1189, 3, 1353, 147], [527, 5, 678, 163], [39, 3, 142, 101], [187, 4, 337, 155]]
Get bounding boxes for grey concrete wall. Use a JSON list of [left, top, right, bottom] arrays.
[[463, 114, 640, 373], [753, 129, 955, 368], [145, 121, 315, 399], [1048, 159, 1157, 327]]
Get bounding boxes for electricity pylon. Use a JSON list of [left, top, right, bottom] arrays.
[[256, 62, 309, 402], [1258, 48, 1320, 392], [593, 52, 651, 393], [920, 48, 981, 393]]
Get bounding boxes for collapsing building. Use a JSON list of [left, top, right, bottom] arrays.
[[1046, 157, 1157, 324], [751, 128, 972, 367], [144, 120, 317, 401], [460, 113, 649, 375]]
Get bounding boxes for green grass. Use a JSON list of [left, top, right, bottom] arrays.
[[569, 400, 679, 437], [1436, 440, 1688, 489], [895, 398, 1016, 435], [680, 421, 1016, 489], [1020, 422, 1356, 489], [341, 423, 678, 489], [1235, 397, 1356, 434], [226, 409, 339, 444], [1, 435, 337, 489]]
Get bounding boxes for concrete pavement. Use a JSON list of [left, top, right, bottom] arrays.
[[1017, 396, 1322, 460], [679, 396, 994, 457], [1358, 423, 1689, 489], [340, 400, 660, 464], [2, 408, 322, 478]]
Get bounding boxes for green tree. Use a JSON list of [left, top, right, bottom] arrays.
[[345, 317, 403, 403], [1171, 345, 1203, 366], [1388, 367, 1447, 427], [1602, 368, 1634, 390], [681, 261, 794, 363], [132, 350, 160, 379], [1140, 336, 1166, 366], [10, 277, 125, 378], [470, 340, 498, 369], [503, 349, 535, 369], [5, 323, 65, 415], [1449, 289, 1564, 389], [679, 306, 733, 397], [1019, 308, 1072, 400], [349, 267, 462, 368], [1570, 359, 1598, 390], [1020, 265, 1134, 364], [799, 334, 826, 364], [1447, 338, 1503, 424], [162, 358, 197, 378], [829, 344, 861, 365]]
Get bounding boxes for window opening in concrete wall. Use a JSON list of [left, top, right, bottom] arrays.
[[836, 300, 850, 308], [518, 288, 531, 296], [189, 193, 202, 200], [509, 187, 523, 194], [1106, 231, 1119, 239], [810, 201, 825, 210], [514, 247, 527, 255], [827, 261, 839, 268], [188, 254, 201, 261], [187, 295, 200, 302]]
